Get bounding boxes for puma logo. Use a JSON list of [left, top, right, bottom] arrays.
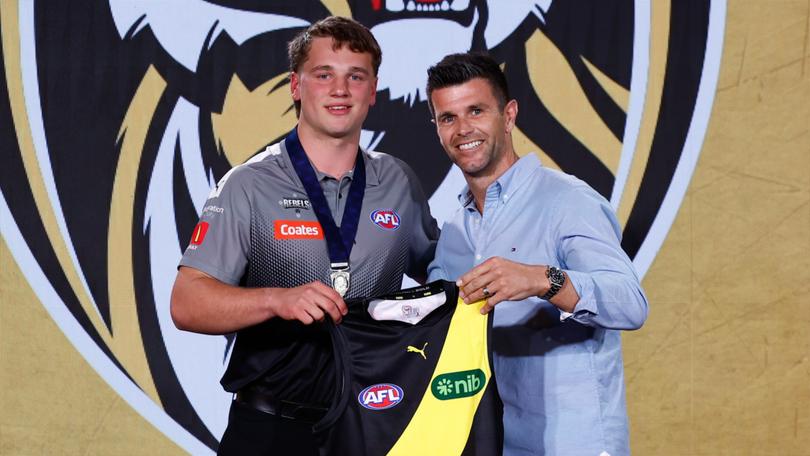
[[406, 342, 429, 360]]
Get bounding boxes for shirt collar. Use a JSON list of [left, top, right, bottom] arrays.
[[314, 168, 343, 182], [456, 154, 543, 208], [278, 138, 380, 186], [314, 149, 380, 186]]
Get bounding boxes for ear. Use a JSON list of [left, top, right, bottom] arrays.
[[369, 76, 378, 107], [290, 72, 301, 101], [504, 99, 518, 133]]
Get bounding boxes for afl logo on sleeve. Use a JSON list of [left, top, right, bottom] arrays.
[[358, 383, 404, 410], [370, 209, 400, 231]]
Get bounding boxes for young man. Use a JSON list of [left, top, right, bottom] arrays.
[[171, 17, 438, 454], [425, 53, 649, 455]]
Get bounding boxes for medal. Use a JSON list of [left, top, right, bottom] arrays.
[[285, 129, 366, 298], [330, 264, 351, 297]]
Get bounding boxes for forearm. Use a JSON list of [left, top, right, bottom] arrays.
[[170, 267, 275, 335]]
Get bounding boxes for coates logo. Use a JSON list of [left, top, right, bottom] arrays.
[[370, 210, 400, 231], [274, 221, 323, 240], [358, 383, 404, 410]]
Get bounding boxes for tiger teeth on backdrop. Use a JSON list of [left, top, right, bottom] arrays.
[[386, 0, 468, 13]]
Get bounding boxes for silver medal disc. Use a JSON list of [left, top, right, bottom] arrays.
[[330, 269, 350, 297]]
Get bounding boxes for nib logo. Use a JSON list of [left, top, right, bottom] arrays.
[[431, 369, 486, 400]]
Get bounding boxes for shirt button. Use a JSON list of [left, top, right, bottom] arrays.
[[475, 254, 482, 260]]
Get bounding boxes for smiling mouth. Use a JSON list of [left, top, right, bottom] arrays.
[[327, 105, 351, 113], [458, 140, 483, 150]]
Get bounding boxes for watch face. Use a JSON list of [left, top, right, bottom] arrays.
[[548, 267, 565, 287]]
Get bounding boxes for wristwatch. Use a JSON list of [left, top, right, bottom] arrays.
[[541, 266, 565, 301]]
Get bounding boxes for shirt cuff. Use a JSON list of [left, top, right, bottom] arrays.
[[560, 269, 597, 322]]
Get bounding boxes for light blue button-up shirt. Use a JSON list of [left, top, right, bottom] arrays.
[[428, 154, 648, 456]]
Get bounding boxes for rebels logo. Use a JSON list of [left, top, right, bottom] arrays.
[[274, 221, 323, 240], [358, 383, 404, 410], [370, 209, 400, 231]]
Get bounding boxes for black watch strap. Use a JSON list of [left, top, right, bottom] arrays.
[[541, 266, 565, 301]]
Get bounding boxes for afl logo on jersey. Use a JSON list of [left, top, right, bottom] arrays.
[[358, 383, 404, 410], [370, 210, 400, 231]]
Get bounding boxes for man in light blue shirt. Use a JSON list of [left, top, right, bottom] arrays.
[[425, 53, 648, 455]]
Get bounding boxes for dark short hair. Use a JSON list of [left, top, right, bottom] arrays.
[[425, 52, 510, 117], [288, 16, 382, 116]]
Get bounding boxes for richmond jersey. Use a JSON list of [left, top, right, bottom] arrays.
[[314, 281, 503, 455]]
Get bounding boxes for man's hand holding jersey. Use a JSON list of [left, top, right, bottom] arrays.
[[456, 257, 580, 315]]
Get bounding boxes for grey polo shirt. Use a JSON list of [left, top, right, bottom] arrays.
[[179, 139, 439, 396]]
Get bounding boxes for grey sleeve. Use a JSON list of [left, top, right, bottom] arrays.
[[178, 166, 252, 285]]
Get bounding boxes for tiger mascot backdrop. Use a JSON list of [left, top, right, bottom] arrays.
[[0, 0, 724, 452]]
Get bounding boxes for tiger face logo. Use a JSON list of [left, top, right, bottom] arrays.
[[0, 0, 725, 452]]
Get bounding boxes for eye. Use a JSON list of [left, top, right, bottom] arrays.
[[350, 73, 365, 81], [315, 73, 331, 80], [438, 115, 454, 125], [471, 107, 483, 116]]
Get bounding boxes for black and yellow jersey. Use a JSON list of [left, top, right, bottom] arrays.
[[314, 280, 502, 455]]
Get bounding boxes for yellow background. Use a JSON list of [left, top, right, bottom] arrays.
[[1, 1, 809, 454]]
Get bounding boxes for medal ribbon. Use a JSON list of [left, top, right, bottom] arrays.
[[284, 128, 366, 266]]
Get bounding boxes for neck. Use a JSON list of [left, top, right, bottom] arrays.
[[296, 124, 361, 177], [467, 151, 519, 213]]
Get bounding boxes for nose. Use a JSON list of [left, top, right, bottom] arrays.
[[331, 77, 349, 97], [455, 116, 473, 137]]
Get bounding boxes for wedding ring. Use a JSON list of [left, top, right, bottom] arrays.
[[483, 287, 491, 298]]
